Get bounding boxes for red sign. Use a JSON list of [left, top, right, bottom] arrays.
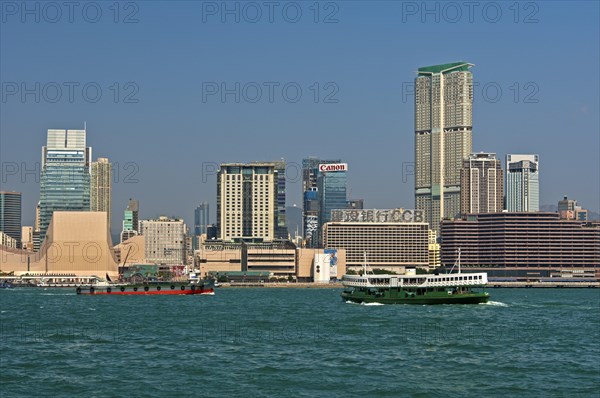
[[319, 163, 348, 172]]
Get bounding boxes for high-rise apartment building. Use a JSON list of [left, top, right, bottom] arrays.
[[217, 163, 277, 242], [415, 62, 474, 232], [506, 154, 539, 212], [0, 191, 22, 246], [39, 129, 91, 246], [90, 157, 112, 230], [460, 153, 503, 216], [120, 198, 139, 243]]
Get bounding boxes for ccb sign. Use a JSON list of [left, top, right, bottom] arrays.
[[331, 208, 424, 223]]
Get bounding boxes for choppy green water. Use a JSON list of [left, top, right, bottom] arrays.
[[1, 288, 599, 397]]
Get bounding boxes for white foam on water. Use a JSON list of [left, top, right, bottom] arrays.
[[480, 300, 508, 307], [345, 300, 385, 305]]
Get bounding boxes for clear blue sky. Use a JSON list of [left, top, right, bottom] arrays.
[[1, 1, 599, 234]]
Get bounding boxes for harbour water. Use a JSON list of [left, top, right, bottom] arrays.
[[1, 288, 598, 397]]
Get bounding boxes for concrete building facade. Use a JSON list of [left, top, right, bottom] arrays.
[[139, 216, 186, 266]]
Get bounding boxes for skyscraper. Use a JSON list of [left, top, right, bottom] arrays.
[[414, 62, 474, 231], [302, 157, 342, 247], [39, 129, 91, 246], [506, 154, 539, 212], [318, 163, 348, 246], [194, 202, 210, 236], [120, 198, 139, 243], [0, 191, 22, 246], [193, 202, 209, 250], [252, 160, 288, 239], [217, 163, 277, 242], [460, 153, 504, 216], [90, 157, 112, 231], [273, 160, 288, 239]]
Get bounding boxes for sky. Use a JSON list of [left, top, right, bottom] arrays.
[[1, 1, 599, 235]]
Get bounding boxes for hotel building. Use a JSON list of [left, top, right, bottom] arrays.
[[323, 209, 429, 272], [217, 163, 278, 242], [440, 212, 600, 276], [415, 62, 474, 232]]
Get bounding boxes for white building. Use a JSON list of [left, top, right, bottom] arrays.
[[139, 216, 186, 266], [506, 154, 539, 212]]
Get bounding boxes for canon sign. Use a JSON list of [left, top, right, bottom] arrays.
[[319, 163, 348, 172]]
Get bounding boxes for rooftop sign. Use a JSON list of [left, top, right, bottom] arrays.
[[319, 163, 348, 172], [331, 208, 425, 223]]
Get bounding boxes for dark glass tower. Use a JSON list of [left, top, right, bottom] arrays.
[[0, 191, 22, 246]]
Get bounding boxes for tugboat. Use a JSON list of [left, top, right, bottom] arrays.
[[76, 279, 215, 295], [341, 251, 489, 305]]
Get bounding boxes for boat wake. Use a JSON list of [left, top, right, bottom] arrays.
[[345, 300, 385, 306], [480, 300, 508, 307]]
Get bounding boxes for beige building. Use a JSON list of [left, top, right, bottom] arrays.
[[217, 163, 277, 241], [460, 152, 503, 216], [296, 248, 346, 282], [21, 226, 33, 250], [0, 231, 18, 248], [198, 240, 346, 281], [0, 212, 118, 278], [90, 157, 112, 229], [428, 230, 441, 268], [323, 221, 429, 273], [139, 216, 186, 266], [415, 62, 474, 232], [199, 240, 295, 277], [113, 235, 146, 265]]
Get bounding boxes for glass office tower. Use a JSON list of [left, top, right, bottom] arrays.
[[39, 129, 91, 247]]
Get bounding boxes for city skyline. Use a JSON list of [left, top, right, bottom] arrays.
[[1, 3, 598, 233]]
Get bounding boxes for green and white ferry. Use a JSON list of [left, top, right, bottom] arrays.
[[341, 253, 489, 305]]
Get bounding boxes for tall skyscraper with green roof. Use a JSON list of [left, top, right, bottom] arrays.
[[414, 62, 474, 232]]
